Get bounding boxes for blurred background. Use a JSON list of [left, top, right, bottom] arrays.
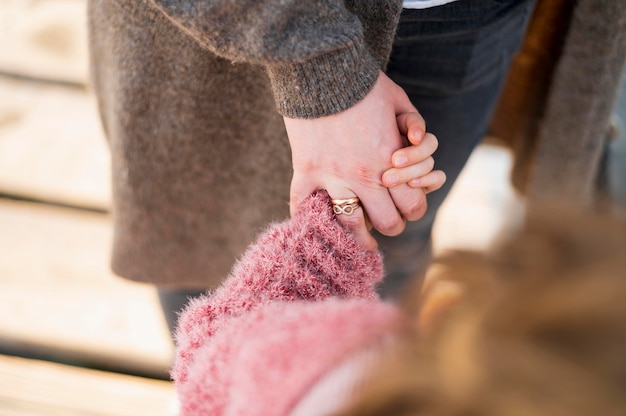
[[0, 1, 178, 414], [1, 1, 624, 415]]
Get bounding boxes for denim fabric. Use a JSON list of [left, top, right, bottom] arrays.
[[376, 0, 536, 297]]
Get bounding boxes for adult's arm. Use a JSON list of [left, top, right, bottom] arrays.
[[150, 0, 403, 117], [150, 1, 427, 248]]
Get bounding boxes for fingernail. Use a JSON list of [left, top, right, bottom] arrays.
[[386, 173, 399, 186], [410, 177, 421, 187], [394, 155, 407, 167]]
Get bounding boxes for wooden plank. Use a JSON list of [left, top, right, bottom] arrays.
[[0, 0, 89, 85], [0, 77, 110, 210], [0, 0, 109, 210], [0, 355, 176, 416], [0, 199, 173, 379]]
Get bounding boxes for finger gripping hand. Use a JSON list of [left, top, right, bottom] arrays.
[[286, 72, 423, 247]]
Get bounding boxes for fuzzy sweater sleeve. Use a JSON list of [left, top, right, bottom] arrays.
[[149, 0, 403, 118], [173, 191, 399, 415], [174, 190, 383, 377]]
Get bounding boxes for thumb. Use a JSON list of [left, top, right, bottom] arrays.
[[383, 72, 417, 115], [397, 111, 426, 145]]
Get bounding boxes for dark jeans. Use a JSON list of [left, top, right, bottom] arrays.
[[159, 0, 537, 334], [376, 0, 536, 297], [158, 288, 205, 335]]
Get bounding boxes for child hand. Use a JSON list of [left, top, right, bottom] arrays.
[[382, 113, 446, 194]]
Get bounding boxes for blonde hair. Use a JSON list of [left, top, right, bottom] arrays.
[[339, 207, 626, 416]]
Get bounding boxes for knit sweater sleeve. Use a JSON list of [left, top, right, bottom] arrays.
[[149, 0, 403, 118], [173, 191, 384, 383]]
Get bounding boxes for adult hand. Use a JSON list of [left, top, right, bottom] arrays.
[[284, 72, 428, 250]]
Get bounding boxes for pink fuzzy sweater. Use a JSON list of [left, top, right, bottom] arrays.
[[173, 191, 401, 415]]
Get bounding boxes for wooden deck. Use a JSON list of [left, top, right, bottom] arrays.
[[0, 355, 176, 416], [0, 1, 524, 414], [0, 198, 174, 379], [1, 2, 179, 412]]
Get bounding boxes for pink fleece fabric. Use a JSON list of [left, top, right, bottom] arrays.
[[173, 191, 401, 416]]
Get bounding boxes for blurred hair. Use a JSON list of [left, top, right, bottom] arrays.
[[338, 206, 626, 416]]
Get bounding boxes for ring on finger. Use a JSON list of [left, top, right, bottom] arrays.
[[331, 197, 361, 216]]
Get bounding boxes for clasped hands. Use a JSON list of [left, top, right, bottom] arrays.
[[285, 72, 446, 250]]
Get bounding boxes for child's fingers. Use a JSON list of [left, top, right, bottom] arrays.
[[383, 157, 435, 187], [408, 170, 447, 193], [396, 111, 426, 145], [392, 133, 439, 168]]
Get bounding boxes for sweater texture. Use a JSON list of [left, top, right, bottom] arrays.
[[88, 0, 402, 287], [149, 0, 403, 118], [173, 191, 401, 415]]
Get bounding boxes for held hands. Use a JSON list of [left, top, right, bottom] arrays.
[[285, 72, 445, 250], [382, 119, 446, 193]]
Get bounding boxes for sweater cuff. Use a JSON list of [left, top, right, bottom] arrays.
[[267, 40, 381, 119]]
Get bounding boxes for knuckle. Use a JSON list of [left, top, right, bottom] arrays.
[[409, 112, 425, 127], [403, 193, 427, 221], [427, 133, 439, 151], [425, 157, 435, 170], [339, 212, 365, 228], [354, 162, 382, 187], [376, 215, 404, 236]]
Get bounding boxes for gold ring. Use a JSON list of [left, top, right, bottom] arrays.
[[331, 197, 361, 216]]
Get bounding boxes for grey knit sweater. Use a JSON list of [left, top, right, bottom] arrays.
[[150, 0, 403, 118], [88, 0, 403, 287]]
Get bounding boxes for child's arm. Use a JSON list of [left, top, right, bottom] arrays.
[[382, 112, 446, 193], [174, 191, 384, 384]]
